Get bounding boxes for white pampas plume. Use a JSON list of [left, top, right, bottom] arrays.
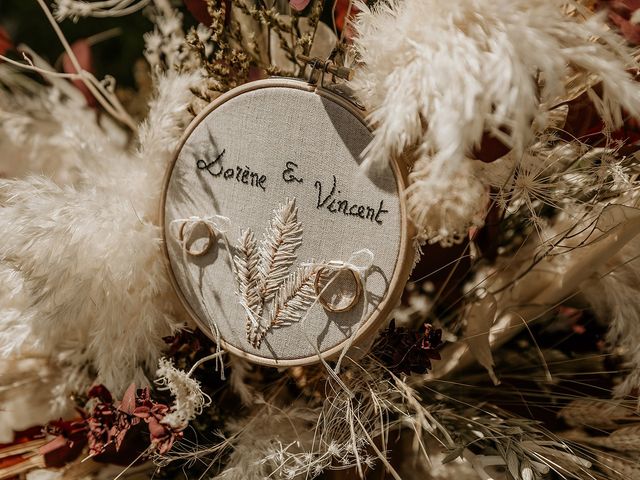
[[0, 75, 127, 186], [227, 354, 257, 406], [155, 358, 211, 429], [409, 157, 489, 245], [143, 1, 189, 72], [0, 176, 178, 392], [0, 72, 199, 394], [351, 0, 640, 244], [0, 356, 79, 443]]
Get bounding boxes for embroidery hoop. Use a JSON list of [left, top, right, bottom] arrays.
[[160, 77, 414, 367]]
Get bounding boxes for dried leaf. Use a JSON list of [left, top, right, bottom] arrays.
[[62, 39, 96, 106], [118, 383, 137, 414], [0, 27, 12, 56], [183, 0, 213, 25], [507, 450, 521, 480], [465, 294, 499, 385], [596, 204, 640, 233], [520, 461, 535, 480], [441, 446, 464, 464], [334, 0, 361, 38]]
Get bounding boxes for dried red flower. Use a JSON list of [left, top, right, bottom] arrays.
[[61, 39, 97, 107], [133, 388, 184, 455], [41, 419, 87, 467], [599, 0, 640, 44], [183, 0, 213, 25], [0, 27, 12, 57], [290, 0, 311, 11], [373, 320, 443, 375], [78, 383, 183, 459]]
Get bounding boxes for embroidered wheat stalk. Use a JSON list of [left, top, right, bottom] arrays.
[[258, 198, 303, 302], [233, 198, 311, 347], [234, 229, 263, 345], [269, 265, 320, 328]]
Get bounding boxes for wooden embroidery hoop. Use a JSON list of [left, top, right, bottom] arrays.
[[160, 77, 415, 367]]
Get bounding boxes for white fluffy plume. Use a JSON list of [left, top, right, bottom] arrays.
[[0, 71, 199, 397], [351, 0, 640, 244]]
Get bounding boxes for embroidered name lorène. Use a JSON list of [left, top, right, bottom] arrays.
[[197, 149, 267, 191], [315, 175, 388, 225]]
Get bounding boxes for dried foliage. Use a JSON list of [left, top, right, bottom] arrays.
[[3, 1, 640, 480], [183, 0, 328, 104], [351, 0, 640, 246]]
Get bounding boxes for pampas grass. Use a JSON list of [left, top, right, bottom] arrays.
[[0, 71, 199, 395], [351, 0, 640, 245]]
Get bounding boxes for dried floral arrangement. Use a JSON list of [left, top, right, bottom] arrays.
[[2, 0, 640, 479]]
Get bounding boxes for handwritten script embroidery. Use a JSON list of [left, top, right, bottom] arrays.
[[282, 161, 303, 183], [197, 149, 267, 191], [314, 175, 388, 225], [195, 149, 390, 225]]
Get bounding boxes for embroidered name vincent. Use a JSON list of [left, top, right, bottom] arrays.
[[314, 175, 388, 225]]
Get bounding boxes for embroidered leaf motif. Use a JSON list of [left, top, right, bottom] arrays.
[[232, 197, 319, 348], [269, 265, 319, 328], [234, 229, 262, 344], [257, 198, 303, 302]]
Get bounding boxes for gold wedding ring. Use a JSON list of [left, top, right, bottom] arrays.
[[179, 221, 217, 256], [314, 266, 362, 313]]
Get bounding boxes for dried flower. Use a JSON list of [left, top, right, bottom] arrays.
[[133, 388, 183, 455], [600, 0, 640, 45], [84, 384, 140, 456], [76, 384, 183, 458], [155, 358, 211, 430], [373, 320, 442, 375]]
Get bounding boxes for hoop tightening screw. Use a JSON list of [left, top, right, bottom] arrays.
[[297, 54, 354, 81]]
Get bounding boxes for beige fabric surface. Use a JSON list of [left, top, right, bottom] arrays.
[[164, 83, 404, 362]]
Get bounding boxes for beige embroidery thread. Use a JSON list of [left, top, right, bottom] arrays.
[[233, 198, 320, 347]]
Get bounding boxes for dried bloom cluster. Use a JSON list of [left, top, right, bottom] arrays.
[[372, 320, 443, 375], [183, 0, 334, 105], [144, 4, 190, 72], [155, 358, 210, 430], [83, 383, 183, 457]]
